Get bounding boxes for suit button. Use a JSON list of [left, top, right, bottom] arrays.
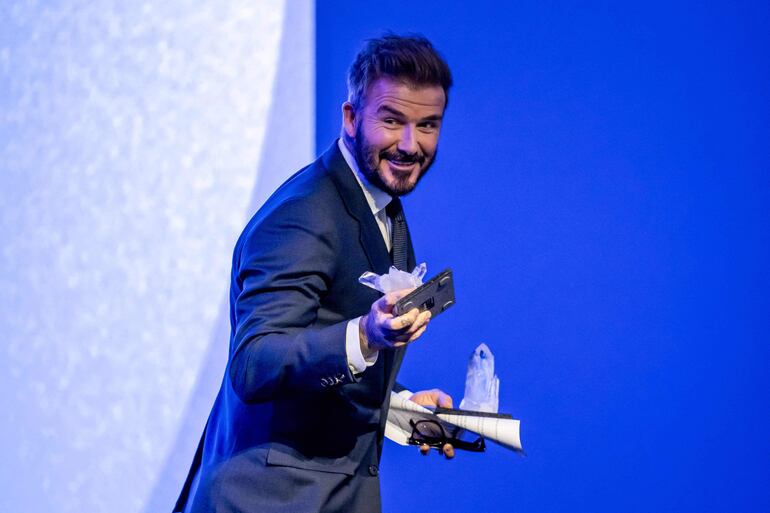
[[368, 465, 379, 476]]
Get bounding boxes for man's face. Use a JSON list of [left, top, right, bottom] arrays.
[[343, 78, 446, 196]]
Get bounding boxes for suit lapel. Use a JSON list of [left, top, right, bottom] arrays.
[[323, 143, 392, 276]]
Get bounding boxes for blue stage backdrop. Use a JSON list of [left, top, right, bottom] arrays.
[[316, 2, 769, 512]]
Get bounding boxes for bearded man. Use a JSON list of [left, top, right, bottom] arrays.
[[175, 34, 455, 513]]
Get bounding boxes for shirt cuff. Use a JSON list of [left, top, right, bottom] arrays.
[[346, 317, 378, 374]]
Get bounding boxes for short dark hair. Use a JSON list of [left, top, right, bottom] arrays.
[[347, 34, 453, 110]]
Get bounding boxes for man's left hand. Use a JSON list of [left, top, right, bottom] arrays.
[[409, 389, 455, 459]]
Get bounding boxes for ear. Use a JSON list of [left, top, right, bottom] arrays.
[[342, 101, 357, 138]]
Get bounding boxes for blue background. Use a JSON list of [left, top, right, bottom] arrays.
[[317, 2, 769, 512]]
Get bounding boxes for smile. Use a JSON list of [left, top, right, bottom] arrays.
[[386, 159, 418, 172]]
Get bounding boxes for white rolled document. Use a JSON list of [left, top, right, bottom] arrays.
[[385, 391, 523, 453]]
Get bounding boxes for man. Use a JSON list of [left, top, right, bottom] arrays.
[[175, 35, 454, 513]]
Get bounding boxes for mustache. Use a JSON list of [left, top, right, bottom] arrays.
[[380, 149, 426, 165]]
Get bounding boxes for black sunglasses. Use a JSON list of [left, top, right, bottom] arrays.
[[407, 419, 486, 452]]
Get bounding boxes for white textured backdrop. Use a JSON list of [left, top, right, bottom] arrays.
[[0, 1, 314, 511]]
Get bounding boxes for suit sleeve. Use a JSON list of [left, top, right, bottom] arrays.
[[228, 197, 357, 404]]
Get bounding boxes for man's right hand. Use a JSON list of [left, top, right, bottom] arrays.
[[359, 288, 432, 359]]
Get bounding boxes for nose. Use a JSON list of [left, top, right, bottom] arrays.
[[397, 124, 419, 155]]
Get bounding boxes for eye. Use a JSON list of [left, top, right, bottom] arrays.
[[383, 118, 399, 125], [418, 121, 439, 132]]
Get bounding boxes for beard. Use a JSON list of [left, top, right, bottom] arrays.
[[347, 124, 436, 197]]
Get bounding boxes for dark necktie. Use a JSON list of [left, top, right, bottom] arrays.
[[386, 197, 408, 271]]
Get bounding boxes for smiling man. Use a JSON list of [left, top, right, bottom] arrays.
[[175, 35, 454, 513], [342, 77, 444, 196]]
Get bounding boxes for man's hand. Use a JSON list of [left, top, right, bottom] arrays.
[[359, 288, 431, 358], [409, 389, 455, 459]]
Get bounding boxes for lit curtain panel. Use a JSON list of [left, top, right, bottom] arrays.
[[0, 1, 314, 512]]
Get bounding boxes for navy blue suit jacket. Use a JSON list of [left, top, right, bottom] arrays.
[[175, 142, 415, 513]]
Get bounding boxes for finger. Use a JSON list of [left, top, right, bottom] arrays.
[[442, 443, 455, 459], [405, 310, 431, 335], [382, 288, 416, 308], [371, 290, 411, 315], [387, 316, 429, 344], [406, 323, 428, 343], [386, 312, 428, 340], [384, 308, 420, 331], [408, 391, 433, 407], [419, 444, 430, 456], [437, 391, 453, 409]]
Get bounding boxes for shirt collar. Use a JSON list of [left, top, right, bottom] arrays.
[[338, 138, 392, 216]]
